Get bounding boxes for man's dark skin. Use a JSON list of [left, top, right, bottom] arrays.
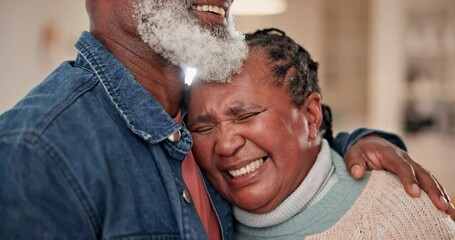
[[86, 0, 454, 214]]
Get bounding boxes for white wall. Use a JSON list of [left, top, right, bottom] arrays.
[[0, 0, 88, 113], [367, 0, 406, 134]]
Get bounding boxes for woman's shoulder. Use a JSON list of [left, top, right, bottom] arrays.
[[307, 171, 455, 239], [357, 171, 455, 238]]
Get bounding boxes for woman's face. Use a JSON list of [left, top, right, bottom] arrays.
[[187, 49, 321, 213]]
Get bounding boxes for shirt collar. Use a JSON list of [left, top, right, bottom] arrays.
[[74, 32, 181, 144]]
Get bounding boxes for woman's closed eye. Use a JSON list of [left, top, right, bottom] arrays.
[[191, 125, 215, 134], [235, 112, 261, 123]]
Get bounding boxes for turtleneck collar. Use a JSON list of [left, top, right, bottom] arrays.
[[233, 140, 337, 227]]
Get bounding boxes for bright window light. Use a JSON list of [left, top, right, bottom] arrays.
[[184, 67, 197, 85]]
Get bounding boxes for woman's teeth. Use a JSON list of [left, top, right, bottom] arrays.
[[192, 5, 226, 17], [229, 158, 264, 178]]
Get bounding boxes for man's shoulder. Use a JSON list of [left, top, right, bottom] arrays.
[[0, 61, 134, 185], [0, 62, 102, 144]]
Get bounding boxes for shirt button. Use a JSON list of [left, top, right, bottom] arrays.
[[167, 130, 181, 142], [183, 189, 192, 204]]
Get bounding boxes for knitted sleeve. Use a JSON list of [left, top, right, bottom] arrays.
[[307, 171, 455, 239]]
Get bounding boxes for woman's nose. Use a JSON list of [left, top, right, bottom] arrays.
[[214, 127, 246, 157]]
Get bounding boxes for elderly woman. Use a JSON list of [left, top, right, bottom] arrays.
[[187, 28, 455, 239]]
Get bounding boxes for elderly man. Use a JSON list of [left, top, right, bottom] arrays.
[[0, 0, 452, 239]]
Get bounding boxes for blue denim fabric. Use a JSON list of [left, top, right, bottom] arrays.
[[333, 128, 407, 155], [0, 32, 232, 240], [0, 32, 405, 239]]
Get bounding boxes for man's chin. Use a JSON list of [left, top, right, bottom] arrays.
[[134, 0, 247, 83]]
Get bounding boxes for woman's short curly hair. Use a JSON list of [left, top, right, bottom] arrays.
[[245, 28, 333, 144], [245, 28, 321, 107]]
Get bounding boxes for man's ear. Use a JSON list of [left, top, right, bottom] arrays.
[[301, 92, 322, 140]]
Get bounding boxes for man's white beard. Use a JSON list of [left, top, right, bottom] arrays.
[[134, 0, 247, 82]]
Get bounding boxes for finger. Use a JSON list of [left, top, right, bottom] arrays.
[[434, 177, 455, 215], [344, 148, 367, 180], [359, 144, 422, 198], [384, 153, 421, 198], [446, 196, 455, 215], [409, 158, 450, 212]]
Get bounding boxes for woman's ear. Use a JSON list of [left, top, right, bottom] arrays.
[[301, 92, 322, 140]]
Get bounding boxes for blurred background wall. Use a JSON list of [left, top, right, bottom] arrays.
[[1, 0, 454, 196]]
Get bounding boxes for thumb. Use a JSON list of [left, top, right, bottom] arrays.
[[344, 148, 368, 180]]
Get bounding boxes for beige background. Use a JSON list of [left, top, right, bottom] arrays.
[[1, 0, 454, 196]]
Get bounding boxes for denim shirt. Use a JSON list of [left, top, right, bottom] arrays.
[[0, 32, 405, 239]]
